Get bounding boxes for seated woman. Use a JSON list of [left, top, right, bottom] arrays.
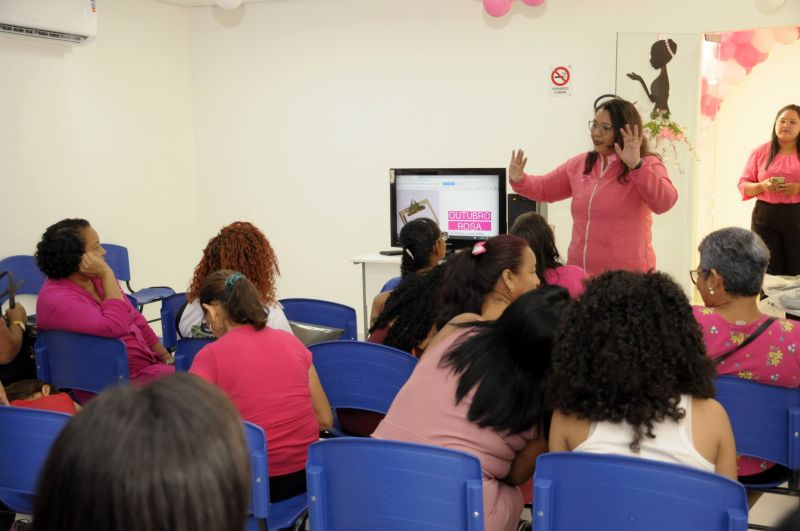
[[509, 212, 587, 297], [369, 218, 446, 326], [692, 227, 800, 495], [548, 271, 737, 480], [190, 270, 333, 502], [0, 300, 36, 385], [374, 287, 569, 531], [5, 379, 79, 414], [32, 373, 250, 531], [179, 221, 291, 338], [35, 219, 174, 384]]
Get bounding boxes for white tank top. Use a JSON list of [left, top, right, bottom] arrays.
[[573, 395, 715, 473]]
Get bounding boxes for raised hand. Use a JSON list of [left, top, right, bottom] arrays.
[[614, 123, 644, 169], [509, 149, 528, 183], [627, 72, 644, 83]]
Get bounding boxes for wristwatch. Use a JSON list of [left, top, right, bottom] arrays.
[[11, 320, 26, 332]]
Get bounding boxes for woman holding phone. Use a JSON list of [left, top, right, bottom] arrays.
[[738, 104, 800, 276]]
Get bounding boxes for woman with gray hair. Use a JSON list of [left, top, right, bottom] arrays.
[[692, 227, 800, 491]]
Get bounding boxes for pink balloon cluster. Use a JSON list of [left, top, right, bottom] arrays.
[[483, 0, 545, 18], [700, 26, 799, 123]]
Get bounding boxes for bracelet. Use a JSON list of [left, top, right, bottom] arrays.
[[628, 159, 643, 171]]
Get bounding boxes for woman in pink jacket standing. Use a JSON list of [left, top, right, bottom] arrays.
[[509, 96, 678, 276]]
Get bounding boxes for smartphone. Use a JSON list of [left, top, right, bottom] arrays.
[[772, 176, 786, 185]]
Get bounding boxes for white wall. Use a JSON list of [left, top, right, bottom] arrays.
[[1, 0, 798, 333], [0, 0, 200, 297], [189, 0, 800, 332]]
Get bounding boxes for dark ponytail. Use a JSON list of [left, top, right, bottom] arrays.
[[199, 270, 268, 330], [399, 218, 441, 277]]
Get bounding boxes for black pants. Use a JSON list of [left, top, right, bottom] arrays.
[[269, 469, 306, 503], [752, 200, 800, 276]]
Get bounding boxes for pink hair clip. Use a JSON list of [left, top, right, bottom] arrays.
[[472, 241, 487, 256]]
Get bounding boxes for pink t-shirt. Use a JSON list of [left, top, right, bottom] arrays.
[[36, 277, 171, 382], [693, 306, 800, 476], [544, 265, 587, 298], [190, 325, 319, 476], [737, 142, 800, 204], [372, 328, 535, 531]]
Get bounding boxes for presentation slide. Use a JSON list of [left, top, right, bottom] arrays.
[[395, 174, 500, 239]]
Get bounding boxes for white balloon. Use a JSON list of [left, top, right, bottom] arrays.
[[757, 0, 785, 7], [751, 28, 776, 53], [717, 80, 735, 100], [721, 59, 746, 85], [215, 0, 243, 9], [698, 115, 713, 132], [772, 26, 799, 45]]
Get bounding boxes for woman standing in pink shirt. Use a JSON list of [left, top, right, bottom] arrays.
[[508, 97, 678, 276], [737, 104, 800, 276], [35, 219, 174, 383], [190, 270, 332, 502]]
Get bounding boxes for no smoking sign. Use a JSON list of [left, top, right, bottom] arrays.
[[549, 65, 572, 97]]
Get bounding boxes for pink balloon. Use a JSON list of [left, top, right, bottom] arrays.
[[731, 30, 754, 44], [734, 42, 760, 69], [701, 93, 720, 119], [772, 26, 799, 45], [719, 39, 737, 61], [751, 28, 776, 54], [484, 0, 513, 17], [721, 59, 746, 85], [520, 0, 544, 5]]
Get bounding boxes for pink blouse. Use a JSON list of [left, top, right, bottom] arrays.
[[737, 142, 800, 204], [544, 265, 587, 298], [373, 328, 536, 531], [693, 306, 800, 476]]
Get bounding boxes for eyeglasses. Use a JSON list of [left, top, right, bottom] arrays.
[[588, 121, 613, 133], [439, 232, 449, 242], [689, 268, 707, 285]]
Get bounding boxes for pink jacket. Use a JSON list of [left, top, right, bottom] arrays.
[[511, 153, 677, 276], [37, 277, 163, 379]]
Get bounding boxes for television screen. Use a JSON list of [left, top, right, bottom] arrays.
[[390, 168, 507, 249]]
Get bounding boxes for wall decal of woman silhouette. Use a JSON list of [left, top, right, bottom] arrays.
[[627, 39, 678, 114]]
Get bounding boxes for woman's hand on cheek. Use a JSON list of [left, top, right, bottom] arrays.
[[79, 252, 111, 278]]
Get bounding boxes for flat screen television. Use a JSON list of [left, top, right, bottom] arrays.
[[389, 168, 507, 250]]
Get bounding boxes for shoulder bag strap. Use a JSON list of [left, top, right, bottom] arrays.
[[714, 316, 778, 366]]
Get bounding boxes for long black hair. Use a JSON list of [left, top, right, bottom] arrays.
[[399, 218, 441, 277], [440, 286, 570, 434], [766, 104, 800, 170], [369, 264, 445, 353]]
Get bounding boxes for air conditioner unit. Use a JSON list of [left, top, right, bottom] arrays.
[[0, 0, 97, 46]]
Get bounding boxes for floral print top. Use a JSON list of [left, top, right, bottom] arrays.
[[693, 306, 800, 476]]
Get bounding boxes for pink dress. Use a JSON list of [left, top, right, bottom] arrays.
[[693, 306, 800, 476], [372, 328, 535, 531], [190, 325, 319, 476], [37, 277, 173, 383], [544, 265, 587, 298], [737, 142, 800, 203], [511, 153, 677, 276]]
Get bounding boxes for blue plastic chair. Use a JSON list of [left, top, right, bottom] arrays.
[[533, 452, 748, 531], [243, 421, 307, 531], [306, 438, 485, 531], [380, 276, 401, 293], [280, 298, 357, 342], [715, 376, 800, 528], [102, 244, 175, 312], [160, 292, 188, 350], [0, 255, 46, 314], [35, 330, 129, 394], [173, 338, 214, 372], [308, 340, 417, 436], [0, 407, 72, 515]]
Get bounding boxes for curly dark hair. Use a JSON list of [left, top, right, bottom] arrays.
[[188, 222, 280, 304], [399, 218, 441, 277], [546, 270, 715, 452], [441, 286, 570, 434], [35, 219, 90, 279], [369, 264, 445, 353]]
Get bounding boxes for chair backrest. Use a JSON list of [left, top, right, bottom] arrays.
[[35, 330, 130, 393], [0, 407, 72, 514], [243, 421, 272, 522], [160, 292, 188, 350], [715, 376, 800, 469], [306, 438, 484, 531], [308, 340, 417, 415], [279, 298, 357, 341], [0, 255, 46, 304], [101, 243, 132, 282], [380, 275, 402, 293], [173, 338, 214, 372], [533, 452, 748, 531]]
